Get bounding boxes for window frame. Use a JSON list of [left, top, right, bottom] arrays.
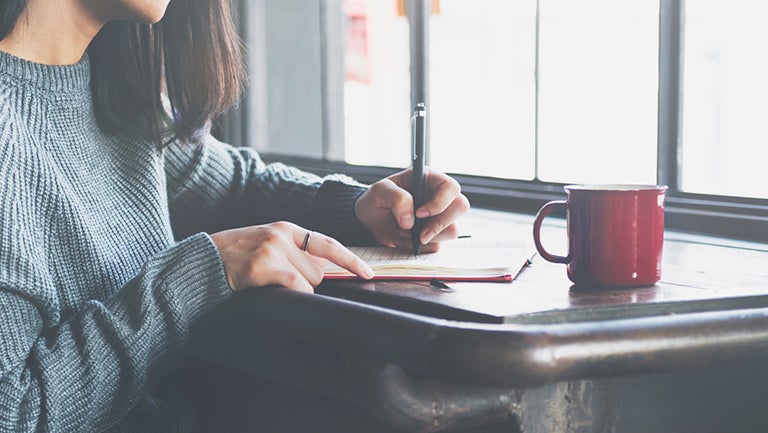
[[230, 0, 768, 243]]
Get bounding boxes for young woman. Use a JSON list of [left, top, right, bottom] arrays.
[[0, 0, 469, 431]]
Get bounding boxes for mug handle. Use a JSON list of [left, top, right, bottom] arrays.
[[533, 200, 570, 264]]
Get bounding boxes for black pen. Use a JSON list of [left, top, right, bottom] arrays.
[[410, 102, 427, 256]]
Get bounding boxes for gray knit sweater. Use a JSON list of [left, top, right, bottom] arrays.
[[0, 50, 372, 432]]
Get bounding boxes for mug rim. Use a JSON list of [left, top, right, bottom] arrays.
[[564, 184, 668, 192]]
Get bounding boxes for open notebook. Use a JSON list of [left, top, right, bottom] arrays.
[[323, 242, 533, 282]]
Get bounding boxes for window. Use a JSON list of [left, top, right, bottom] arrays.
[[237, 0, 768, 242], [428, 0, 536, 180], [681, 0, 768, 199], [537, 0, 659, 185], [337, 0, 537, 178], [340, 0, 658, 184], [342, 0, 410, 167]]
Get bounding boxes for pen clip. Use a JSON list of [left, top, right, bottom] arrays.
[[411, 103, 426, 161], [411, 113, 417, 161]]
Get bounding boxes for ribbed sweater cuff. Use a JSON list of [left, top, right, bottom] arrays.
[[306, 180, 378, 246], [158, 233, 232, 320]]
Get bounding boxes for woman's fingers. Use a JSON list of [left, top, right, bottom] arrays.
[[355, 167, 471, 252], [418, 194, 469, 245], [210, 222, 373, 293], [388, 222, 459, 253], [366, 179, 415, 230], [270, 264, 315, 294], [294, 229, 373, 280], [389, 235, 441, 254], [416, 171, 464, 218]]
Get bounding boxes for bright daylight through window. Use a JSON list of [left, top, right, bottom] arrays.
[[341, 0, 768, 201], [681, 0, 768, 199]]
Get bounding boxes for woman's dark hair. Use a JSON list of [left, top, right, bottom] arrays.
[[1, 0, 245, 146]]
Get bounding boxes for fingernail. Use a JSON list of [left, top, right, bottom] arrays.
[[416, 209, 429, 218], [421, 230, 436, 244], [363, 266, 374, 279], [400, 214, 413, 226]]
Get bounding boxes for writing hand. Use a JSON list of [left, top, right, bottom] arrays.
[[354, 167, 470, 252], [210, 221, 373, 293]]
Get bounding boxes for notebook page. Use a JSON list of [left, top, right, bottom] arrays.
[[324, 244, 526, 276], [357, 246, 518, 269]]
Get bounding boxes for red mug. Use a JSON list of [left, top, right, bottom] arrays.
[[533, 184, 668, 288]]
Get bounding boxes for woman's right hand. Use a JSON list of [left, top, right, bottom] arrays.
[[210, 221, 374, 293]]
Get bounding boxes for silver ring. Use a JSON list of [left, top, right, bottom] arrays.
[[301, 231, 311, 252]]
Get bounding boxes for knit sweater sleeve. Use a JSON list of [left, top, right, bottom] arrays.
[[165, 134, 377, 246], [0, 234, 232, 432], [0, 101, 233, 431]]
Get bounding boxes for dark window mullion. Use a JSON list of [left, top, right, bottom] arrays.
[[408, 0, 431, 162], [657, 0, 683, 191], [319, 0, 346, 161], [534, 0, 542, 181]]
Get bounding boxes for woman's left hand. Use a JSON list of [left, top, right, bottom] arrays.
[[354, 167, 470, 253]]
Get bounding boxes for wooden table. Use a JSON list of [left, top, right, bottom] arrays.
[[191, 209, 768, 433]]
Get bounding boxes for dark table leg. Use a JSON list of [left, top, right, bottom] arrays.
[[518, 364, 768, 433]]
